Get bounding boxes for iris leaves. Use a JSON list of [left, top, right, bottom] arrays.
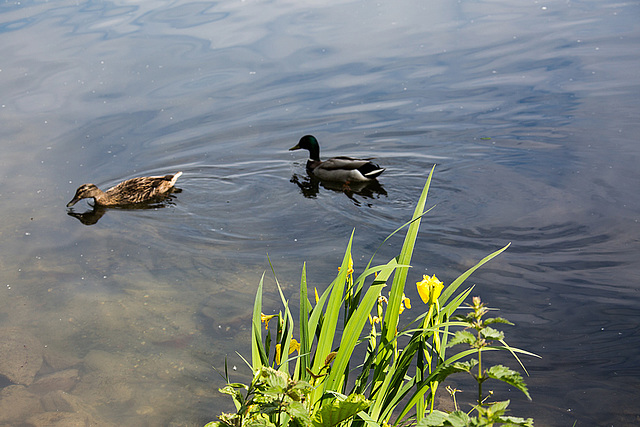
[[208, 167, 537, 427]]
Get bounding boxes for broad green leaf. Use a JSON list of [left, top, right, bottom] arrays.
[[485, 317, 514, 326], [487, 399, 510, 414], [417, 410, 471, 427], [443, 410, 470, 427], [447, 360, 477, 374], [311, 394, 370, 427], [288, 401, 311, 424], [487, 365, 531, 400], [447, 330, 476, 347], [416, 409, 449, 426], [481, 326, 505, 341], [498, 415, 535, 427], [262, 367, 289, 391]]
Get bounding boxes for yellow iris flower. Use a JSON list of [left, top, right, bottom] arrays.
[[275, 338, 300, 364], [416, 274, 444, 305], [261, 313, 277, 330], [399, 293, 411, 313]]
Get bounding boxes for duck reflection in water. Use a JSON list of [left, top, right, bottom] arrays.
[[290, 173, 386, 206], [66, 203, 108, 225], [66, 196, 179, 225], [66, 172, 182, 225]]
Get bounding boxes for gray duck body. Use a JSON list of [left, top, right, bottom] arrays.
[[289, 135, 384, 182]]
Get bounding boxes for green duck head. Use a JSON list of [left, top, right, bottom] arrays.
[[289, 135, 321, 161]]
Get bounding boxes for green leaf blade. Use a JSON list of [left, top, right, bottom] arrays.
[[487, 365, 531, 400]]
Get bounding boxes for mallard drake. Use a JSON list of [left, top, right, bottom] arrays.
[[67, 172, 182, 207], [289, 135, 385, 182]]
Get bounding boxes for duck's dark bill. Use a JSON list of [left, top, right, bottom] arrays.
[[67, 198, 80, 207]]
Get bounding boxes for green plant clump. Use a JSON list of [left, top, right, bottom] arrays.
[[206, 167, 538, 427]]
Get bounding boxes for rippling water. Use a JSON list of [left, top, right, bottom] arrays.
[[1, 0, 639, 425]]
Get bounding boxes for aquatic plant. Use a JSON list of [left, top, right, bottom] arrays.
[[418, 296, 535, 426], [205, 167, 537, 427]]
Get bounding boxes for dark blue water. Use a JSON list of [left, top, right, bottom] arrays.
[[1, 0, 639, 425]]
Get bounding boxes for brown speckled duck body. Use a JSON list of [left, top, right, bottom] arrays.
[[67, 172, 182, 207]]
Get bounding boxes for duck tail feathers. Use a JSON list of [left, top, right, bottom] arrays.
[[364, 168, 385, 179]]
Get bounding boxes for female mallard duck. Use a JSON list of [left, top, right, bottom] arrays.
[[289, 135, 385, 182], [67, 172, 182, 207]]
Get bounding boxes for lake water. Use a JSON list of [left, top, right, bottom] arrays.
[[1, 0, 639, 425]]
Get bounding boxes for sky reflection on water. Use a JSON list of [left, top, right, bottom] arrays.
[[1, 0, 639, 425]]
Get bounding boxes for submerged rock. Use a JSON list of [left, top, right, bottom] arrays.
[[26, 411, 100, 427], [40, 390, 78, 412], [0, 385, 43, 424], [28, 369, 79, 394], [39, 390, 112, 425], [42, 347, 82, 372], [0, 327, 43, 386]]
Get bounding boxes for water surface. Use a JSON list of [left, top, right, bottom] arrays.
[[1, 0, 639, 425]]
